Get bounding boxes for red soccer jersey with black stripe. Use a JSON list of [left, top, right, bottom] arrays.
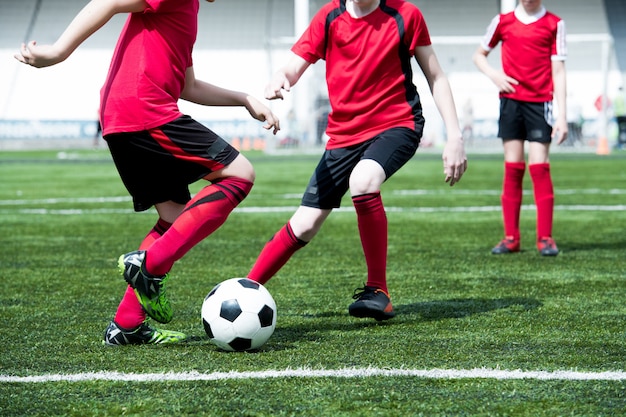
[[292, 0, 431, 149], [480, 8, 567, 103]]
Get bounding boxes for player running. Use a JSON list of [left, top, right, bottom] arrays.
[[246, 0, 467, 320], [15, 0, 280, 345]]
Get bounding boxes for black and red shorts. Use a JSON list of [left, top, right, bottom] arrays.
[[105, 115, 239, 211]]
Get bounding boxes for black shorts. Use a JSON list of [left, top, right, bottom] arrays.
[[301, 127, 420, 209], [105, 115, 239, 211], [498, 98, 553, 143]]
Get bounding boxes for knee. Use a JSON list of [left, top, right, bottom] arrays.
[[289, 208, 329, 241], [349, 160, 385, 195], [236, 156, 256, 183], [289, 218, 319, 241]]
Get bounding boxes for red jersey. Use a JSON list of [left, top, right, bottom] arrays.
[[480, 7, 567, 103], [292, 0, 431, 149], [100, 0, 198, 136]]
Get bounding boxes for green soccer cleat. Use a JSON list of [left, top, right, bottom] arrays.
[[118, 250, 173, 324], [103, 321, 186, 346], [348, 285, 396, 321]]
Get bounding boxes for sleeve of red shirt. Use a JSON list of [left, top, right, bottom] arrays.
[[404, 5, 432, 53]]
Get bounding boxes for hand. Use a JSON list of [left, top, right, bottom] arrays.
[[491, 72, 519, 94], [245, 96, 281, 135], [552, 117, 569, 145], [14, 41, 65, 68], [264, 72, 291, 100], [442, 137, 468, 186]]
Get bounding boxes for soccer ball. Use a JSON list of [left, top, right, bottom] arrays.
[[201, 278, 277, 352]]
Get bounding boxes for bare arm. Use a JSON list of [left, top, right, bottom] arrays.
[[551, 59, 568, 144], [472, 46, 519, 94], [264, 53, 311, 100], [181, 67, 280, 135], [15, 0, 146, 68], [415, 44, 467, 186]]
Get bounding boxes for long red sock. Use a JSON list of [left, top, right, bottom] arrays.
[[145, 177, 253, 276], [529, 163, 554, 240], [501, 162, 525, 240], [247, 223, 307, 285], [114, 218, 172, 329], [353, 192, 388, 293]]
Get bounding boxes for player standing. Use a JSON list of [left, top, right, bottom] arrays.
[[473, 0, 567, 256]]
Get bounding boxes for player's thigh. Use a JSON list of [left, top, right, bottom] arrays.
[[205, 153, 255, 183], [503, 139, 525, 162], [527, 141, 551, 164]]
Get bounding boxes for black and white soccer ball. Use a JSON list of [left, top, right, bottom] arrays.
[[201, 278, 277, 352]]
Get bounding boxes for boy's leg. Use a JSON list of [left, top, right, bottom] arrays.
[[529, 162, 554, 239], [105, 219, 186, 346], [145, 176, 253, 276], [348, 191, 395, 321], [348, 129, 418, 320], [501, 161, 525, 241], [120, 176, 253, 324], [353, 192, 388, 293], [109, 118, 252, 327], [113, 218, 171, 329], [247, 222, 307, 285], [529, 162, 559, 255]]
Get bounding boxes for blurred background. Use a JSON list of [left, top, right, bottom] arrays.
[[0, 0, 624, 153]]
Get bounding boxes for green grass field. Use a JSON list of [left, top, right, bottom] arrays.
[[0, 148, 625, 416]]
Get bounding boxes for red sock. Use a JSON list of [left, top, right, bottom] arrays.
[[501, 162, 525, 240], [353, 192, 388, 293], [145, 177, 253, 276], [248, 223, 306, 285], [114, 218, 172, 329], [529, 163, 554, 240]]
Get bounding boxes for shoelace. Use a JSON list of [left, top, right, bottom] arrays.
[[352, 286, 377, 300]]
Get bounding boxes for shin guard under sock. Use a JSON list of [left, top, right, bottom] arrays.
[[247, 223, 307, 285], [529, 163, 554, 240], [502, 162, 525, 240], [114, 218, 172, 329], [353, 192, 388, 293], [145, 177, 253, 276]]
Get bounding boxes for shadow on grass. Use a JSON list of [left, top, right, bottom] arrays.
[[180, 297, 543, 352], [558, 239, 626, 252], [395, 297, 542, 320]]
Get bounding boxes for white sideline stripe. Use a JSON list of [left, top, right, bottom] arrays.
[[1, 204, 626, 215], [1, 188, 625, 206], [2, 368, 625, 383], [393, 188, 626, 196]]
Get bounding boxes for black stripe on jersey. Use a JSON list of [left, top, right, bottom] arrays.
[[380, 1, 424, 134], [324, 2, 346, 57]]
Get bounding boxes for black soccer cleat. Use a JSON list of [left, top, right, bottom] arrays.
[[349, 285, 395, 321], [103, 321, 186, 346]]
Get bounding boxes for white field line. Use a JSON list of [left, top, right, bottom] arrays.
[[1, 188, 626, 206], [0, 189, 625, 215], [1, 368, 625, 383]]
